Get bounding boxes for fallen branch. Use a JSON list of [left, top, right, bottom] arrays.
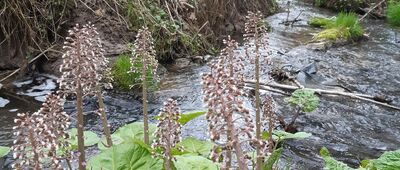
[[359, 0, 386, 21], [245, 80, 400, 111]]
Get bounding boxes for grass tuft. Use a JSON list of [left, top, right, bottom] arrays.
[[308, 17, 332, 27], [111, 54, 157, 91], [111, 55, 137, 91], [310, 12, 363, 41], [387, 0, 400, 27]]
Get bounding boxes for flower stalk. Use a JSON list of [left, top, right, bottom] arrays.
[[244, 11, 269, 170], [203, 36, 253, 170], [130, 27, 158, 145], [59, 23, 104, 170], [152, 98, 182, 170]]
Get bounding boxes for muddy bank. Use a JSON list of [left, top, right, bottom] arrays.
[[302, 0, 387, 18]]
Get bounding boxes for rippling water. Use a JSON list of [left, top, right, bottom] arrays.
[[0, 0, 399, 169]]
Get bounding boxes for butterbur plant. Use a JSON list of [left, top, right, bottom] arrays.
[[203, 36, 255, 170], [129, 27, 159, 145], [244, 11, 270, 170], [59, 23, 104, 170], [152, 98, 182, 170], [12, 94, 70, 169]]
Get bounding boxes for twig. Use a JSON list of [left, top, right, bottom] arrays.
[[245, 80, 400, 111], [359, 0, 386, 21]]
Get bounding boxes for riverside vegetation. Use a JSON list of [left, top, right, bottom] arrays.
[[1, 2, 400, 170]]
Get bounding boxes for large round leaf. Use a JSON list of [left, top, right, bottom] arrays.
[[373, 149, 400, 170], [0, 146, 10, 157], [174, 155, 218, 170], [88, 143, 163, 170], [68, 128, 100, 150], [176, 137, 213, 157], [98, 122, 157, 150]]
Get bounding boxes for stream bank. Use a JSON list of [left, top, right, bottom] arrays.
[[0, 0, 400, 169]]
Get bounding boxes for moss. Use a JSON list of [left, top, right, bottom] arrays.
[[313, 28, 343, 40], [309, 17, 333, 27], [387, 0, 400, 27], [311, 12, 363, 41]]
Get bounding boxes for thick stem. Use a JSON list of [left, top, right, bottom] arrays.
[[76, 82, 86, 170], [255, 31, 262, 170], [164, 126, 172, 170], [28, 127, 40, 169], [96, 85, 113, 147], [227, 115, 248, 170], [142, 60, 149, 145], [268, 107, 274, 153]]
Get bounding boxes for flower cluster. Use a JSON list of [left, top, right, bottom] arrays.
[[202, 37, 255, 169], [58, 23, 106, 96], [129, 27, 159, 83], [152, 98, 181, 170], [12, 94, 70, 169], [262, 95, 278, 153], [244, 11, 272, 76]]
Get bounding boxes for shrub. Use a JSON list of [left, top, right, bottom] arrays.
[[387, 0, 400, 27]]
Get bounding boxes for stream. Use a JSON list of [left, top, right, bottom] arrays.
[[0, 0, 399, 169]]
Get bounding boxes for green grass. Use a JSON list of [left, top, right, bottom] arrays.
[[387, 0, 400, 27], [111, 54, 158, 91], [308, 17, 332, 27], [111, 55, 137, 90], [310, 12, 364, 41]]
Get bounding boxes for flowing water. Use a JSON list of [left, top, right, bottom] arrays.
[[1, 0, 400, 169]]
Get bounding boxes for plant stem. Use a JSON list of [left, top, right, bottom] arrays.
[[28, 127, 40, 169], [96, 85, 113, 147], [268, 105, 274, 153], [164, 125, 172, 170], [255, 27, 262, 170], [142, 60, 149, 145], [76, 38, 85, 170], [76, 81, 85, 170], [227, 114, 247, 170], [288, 107, 301, 128]]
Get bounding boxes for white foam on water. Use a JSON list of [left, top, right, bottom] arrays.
[[13, 79, 33, 88], [34, 96, 47, 102], [8, 109, 18, 112], [0, 97, 10, 107], [31, 79, 56, 91]]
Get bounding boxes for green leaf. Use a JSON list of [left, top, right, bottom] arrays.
[[98, 122, 156, 150], [155, 110, 206, 125], [373, 149, 400, 170], [176, 137, 213, 157], [320, 147, 355, 170], [68, 128, 100, 150], [273, 131, 312, 141], [178, 111, 206, 125], [263, 148, 283, 170], [88, 143, 163, 170], [0, 146, 10, 157], [286, 89, 319, 112], [174, 155, 218, 170]]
